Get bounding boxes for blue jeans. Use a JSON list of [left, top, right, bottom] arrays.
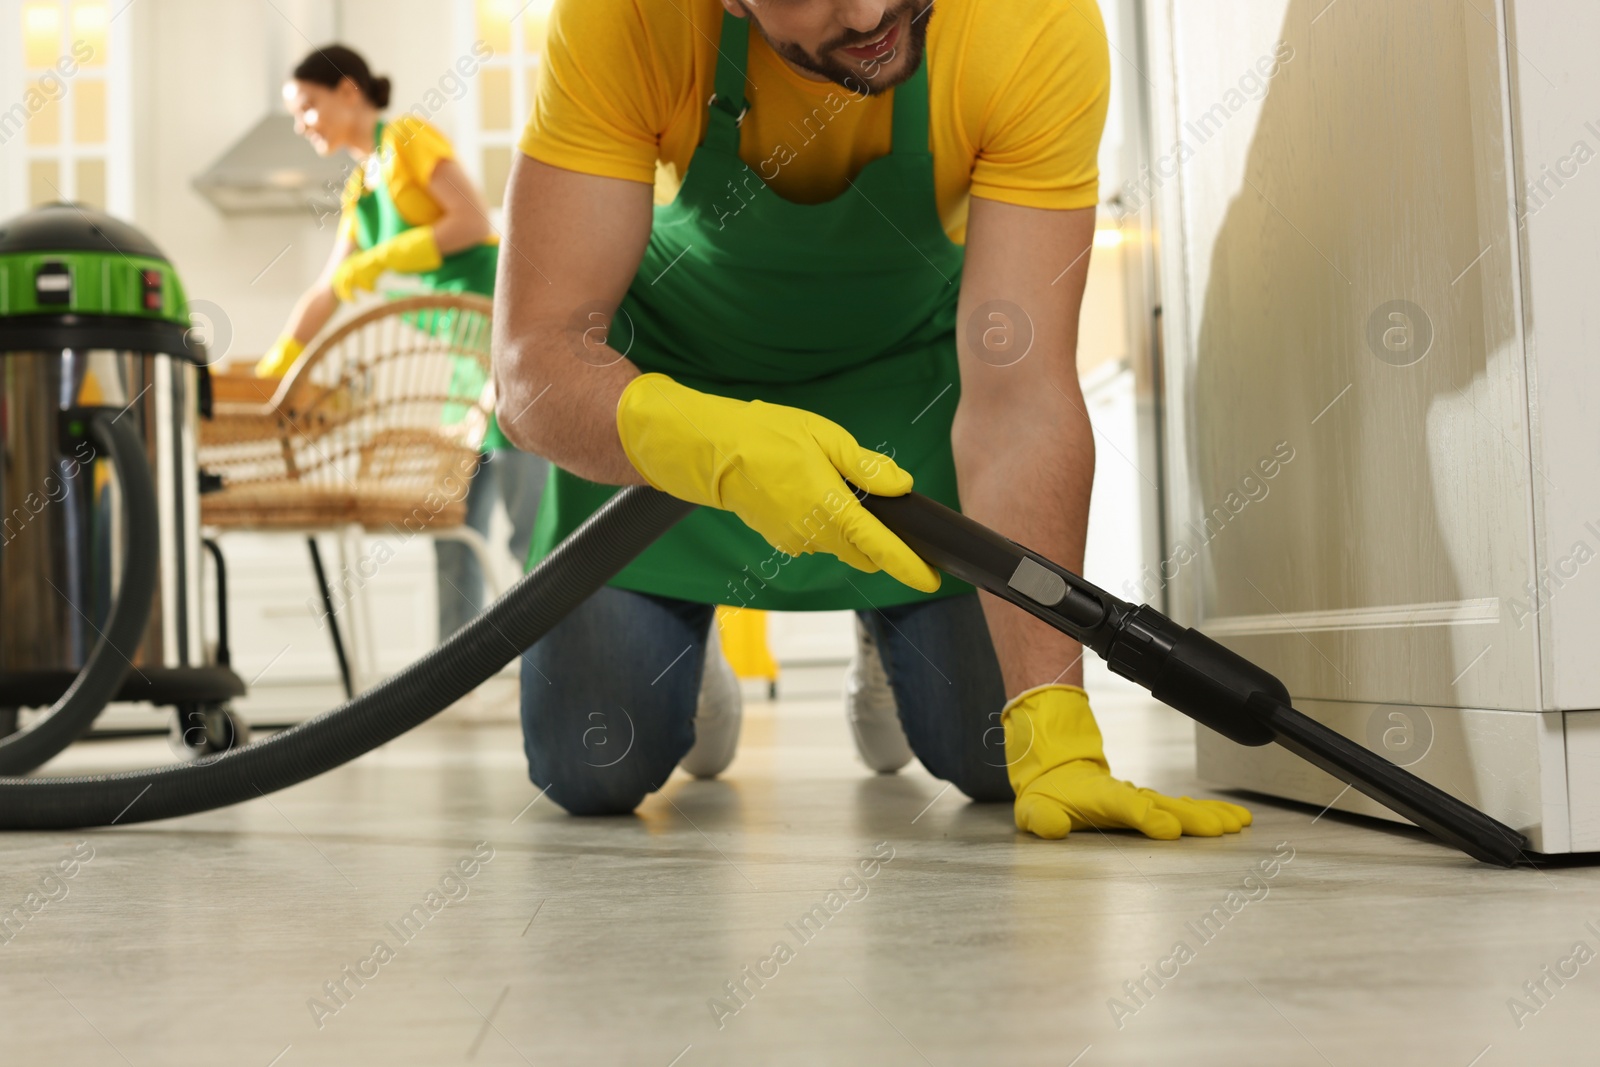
[[520, 587, 1013, 815], [436, 449, 550, 639]]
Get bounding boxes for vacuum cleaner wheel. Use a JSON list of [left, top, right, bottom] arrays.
[[168, 704, 250, 760]]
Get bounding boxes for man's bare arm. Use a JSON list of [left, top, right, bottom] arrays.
[[952, 199, 1097, 696], [493, 154, 655, 485]]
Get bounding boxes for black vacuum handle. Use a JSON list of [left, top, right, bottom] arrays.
[[859, 489, 1530, 867], [856, 488, 1116, 643]]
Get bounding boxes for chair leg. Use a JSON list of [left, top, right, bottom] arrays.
[[306, 536, 355, 701], [340, 524, 379, 692]]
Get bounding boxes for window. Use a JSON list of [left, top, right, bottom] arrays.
[[458, 0, 555, 212], [1, 0, 130, 215]]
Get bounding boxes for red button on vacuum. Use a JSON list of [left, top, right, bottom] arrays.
[[141, 268, 163, 311]]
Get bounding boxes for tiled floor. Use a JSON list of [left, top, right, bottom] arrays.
[[2, 671, 1596, 1066]]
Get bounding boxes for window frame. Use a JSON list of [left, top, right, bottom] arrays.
[[454, 0, 551, 223], [0, 0, 132, 217]]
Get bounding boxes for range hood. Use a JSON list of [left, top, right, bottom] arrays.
[[190, 0, 349, 217], [191, 113, 351, 216]]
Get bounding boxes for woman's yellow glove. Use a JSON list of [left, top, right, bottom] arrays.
[[1004, 684, 1253, 840], [615, 373, 940, 592], [254, 335, 304, 378], [331, 226, 442, 302]]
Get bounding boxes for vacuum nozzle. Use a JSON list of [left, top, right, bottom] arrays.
[[858, 488, 1530, 867]]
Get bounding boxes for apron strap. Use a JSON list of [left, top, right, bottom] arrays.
[[707, 11, 931, 159], [707, 12, 751, 154], [369, 119, 387, 180], [889, 58, 929, 157]]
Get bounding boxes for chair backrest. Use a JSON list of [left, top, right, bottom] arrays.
[[201, 293, 496, 508]]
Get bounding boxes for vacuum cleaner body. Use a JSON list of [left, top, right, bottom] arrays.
[[0, 204, 243, 719]]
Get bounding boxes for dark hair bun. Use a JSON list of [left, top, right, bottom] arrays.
[[292, 45, 391, 110]]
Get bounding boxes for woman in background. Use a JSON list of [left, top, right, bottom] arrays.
[[261, 44, 548, 640]]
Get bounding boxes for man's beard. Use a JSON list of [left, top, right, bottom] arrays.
[[752, 1, 932, 97]]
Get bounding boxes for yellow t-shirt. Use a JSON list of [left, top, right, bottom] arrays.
[[338, 116, 499, 246], [519, 0, 1110, 244]]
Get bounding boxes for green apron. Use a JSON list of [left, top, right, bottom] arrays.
[[353, 121, 509, 451], [527, 12, 969, 610]]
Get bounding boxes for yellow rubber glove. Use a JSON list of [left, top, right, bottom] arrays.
[[330, 226, 443, 302], [254, 335, 304, 378], [1004, 684, 1253, 840], [616, 373, 940, 592]]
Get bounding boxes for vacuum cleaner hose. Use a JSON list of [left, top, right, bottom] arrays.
[[0, 474, 1528, 866], [0, 409, 161, 775], [0, 486, 696, 829]]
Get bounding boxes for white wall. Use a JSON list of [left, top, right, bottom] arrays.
[[129, 0, 467, 362]]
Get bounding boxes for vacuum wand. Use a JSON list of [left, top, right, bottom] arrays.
[[859, 490, 1530, 868]]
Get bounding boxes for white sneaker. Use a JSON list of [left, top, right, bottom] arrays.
[[679, 624, 743, 779], [845, 616, 913, 773]]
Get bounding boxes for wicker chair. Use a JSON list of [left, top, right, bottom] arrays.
[[201, 293, 503, 696]]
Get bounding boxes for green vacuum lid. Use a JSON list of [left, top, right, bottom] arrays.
[[0, 203, 204, 361]]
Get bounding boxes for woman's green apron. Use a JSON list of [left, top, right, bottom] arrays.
[[353, 120, 508, 451], [527, 13, 969, 610]]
